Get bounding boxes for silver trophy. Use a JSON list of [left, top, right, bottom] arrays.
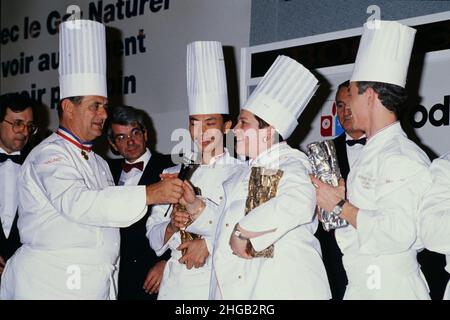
[[306, 140, 348, 231]]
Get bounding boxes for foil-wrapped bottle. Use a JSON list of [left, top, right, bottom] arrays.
[[306, 140, 349, 231]]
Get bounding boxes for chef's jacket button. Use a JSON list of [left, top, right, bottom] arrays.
[[219, 196, 223, 200], [238, 275, 242, 279], [209, 220, 213, 224], [225, 223, 229, 227]]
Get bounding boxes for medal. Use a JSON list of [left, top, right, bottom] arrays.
[[81, 150, 89, 160], [56, 127, 93, 161]]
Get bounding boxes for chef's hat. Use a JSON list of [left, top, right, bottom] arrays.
[[351, 20, 416, 88], [242, 55, 318, 139], [59, 19, 107, 99], [186, 41, 229, 115]]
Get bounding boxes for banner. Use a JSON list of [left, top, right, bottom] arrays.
[[1, 0, 251, 153]]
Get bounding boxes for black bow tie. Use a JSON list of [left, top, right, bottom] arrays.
[[346, 137, 366, 146], [122, 161, 144, 173], [0, 153, 23, 164]]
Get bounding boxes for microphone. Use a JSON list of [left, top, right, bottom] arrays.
[[163, 156, 199, 217]]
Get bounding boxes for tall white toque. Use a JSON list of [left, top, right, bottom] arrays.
[[59, 19, 107, 99], [242, 55, 319, 139], [186, 41, 229, 115], [350, 20, 416, 88]]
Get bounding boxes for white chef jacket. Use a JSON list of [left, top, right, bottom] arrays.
[[210, 142, 331, 300], [337, 122, 432, 300], [420, 152, 450, 300], [146, 149, 242, 300], [0, 132, 147, 300], [0, 147, 21, 238]]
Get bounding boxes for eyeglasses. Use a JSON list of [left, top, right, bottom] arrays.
[[3, 119, 38, 135], [113, 128, 144, 144]]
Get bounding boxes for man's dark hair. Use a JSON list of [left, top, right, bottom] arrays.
[[221, 114, 232, 124], [335, 80, 350, 101], [0, 93, 33, 122], [106, 105, 146, 141], [255, 114, 270, 129], [57, 96, 83, 118], [356, 81, 408, 118]]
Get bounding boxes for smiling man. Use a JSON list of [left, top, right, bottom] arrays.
[[107, 105, 174, 300], [146, 41, 242, 300], [0, 19, 183, 300]]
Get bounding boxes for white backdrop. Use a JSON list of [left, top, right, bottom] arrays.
[[1, 0, 251, 153], [241, 12, 450, 158]]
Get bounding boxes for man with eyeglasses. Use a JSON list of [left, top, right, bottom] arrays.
[[106, 105, 174, 300], [0, 20, 183, 300], [0, 93, 36, 281]]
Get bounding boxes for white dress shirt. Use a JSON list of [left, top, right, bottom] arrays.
[[0, 147, 21, 238], [118, 149, 151, 186], [345, 133, 366, 168]]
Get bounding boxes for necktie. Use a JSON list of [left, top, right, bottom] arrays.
[[122, 161, 144, 173], [346, 137, 366, 146], [0, 153, 22, 164]]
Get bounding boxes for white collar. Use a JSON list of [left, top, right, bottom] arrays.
[[345, 132, 366, 141], [203, 148, 235, 166], [0, 146, 20, 155], [125, 148, 152, 169], [367, 121, 402, 146], [249, 142, 287, 166]]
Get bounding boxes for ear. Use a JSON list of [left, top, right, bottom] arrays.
[[365, 86, 377, 109], [223, 120, 232, 134], [108, 139, 118, 152], [61, 99, 74, 119]]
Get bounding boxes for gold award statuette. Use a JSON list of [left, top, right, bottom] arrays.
[[244, 167, 284, 258], [177, 203, 201, 256], [174, 160, 201, 256]]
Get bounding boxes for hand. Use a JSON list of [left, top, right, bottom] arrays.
[[0, 255, 5, 275], [230, 231, 253, 259], [179, 182, 205, 219], [159, 173, 178, 180], [143, 260, 167, 295], [179, 181, 197, 206], [310, 175, 346, 212], [177, 239, 209, 269], [146, 178, 184, 205], [170, 207, 191, 230]]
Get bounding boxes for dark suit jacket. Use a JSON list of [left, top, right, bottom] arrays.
[[334, 133, 350, 182], [314, 133, 348, 300], [0, 214, 21, 260], [109, 152, 174, 300]]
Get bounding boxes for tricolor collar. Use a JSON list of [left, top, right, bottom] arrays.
[[56, 127, 94, 160]]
